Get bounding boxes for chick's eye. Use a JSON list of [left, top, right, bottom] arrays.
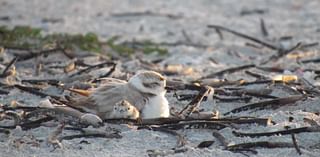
[[114, 107, 118, 110], [127, 107, 130, 110]]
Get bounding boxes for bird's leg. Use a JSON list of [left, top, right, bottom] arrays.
[[136, 117, 143, 125]]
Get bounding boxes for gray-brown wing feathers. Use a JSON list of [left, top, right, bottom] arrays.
[[68, 81, 146, 119], [91, 83, 146, 111]]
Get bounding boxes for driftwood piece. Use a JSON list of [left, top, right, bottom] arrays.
[[240, 9, 267, 16], [21, 79, 61, 86], [244, 70, 269, 80], [291, 133, 302, 155], [166, 80, 202, 91], [301, 57, 320, 64], [260, 18, 269, 37], [105, 119, 231, 130], [299, 77, 320, 95], [138, 126, 186, 147], [212, 130, 229, 148], [2, 101, 39, 111], [147, 148, 188, 157], [224, 95, 306, 116], [197, 140, 215, 148], [16, 47, 64, 61], [0, 56, 18, 77], [213, 95, 252, 103], [21, 99, 103, 128], [14, 84, 61, 100], [69, 61, 115, 77], [245, 42, 263, 49], [196, 79, 244, 88], [227, 141, 295, 150], [255, 66, 286, 73], [178, 86, 212, 118], [111, 11, 183, 19], [212, 130, 258, 155], [160, 121, 230, 130], [54, 106, 103, 127], [207, 25, 280, 50], [300, 42, 319, 49], [0, 111, 22, 129], [104, 117, 272, 126], [57, 124, 122, 142], [212, 130, 289, 155], [232, 126, 320, 137], [201, 64, 255, 79], [120, 39, 209, 49], [177, 93, 252, 102], [92, 63, 117, 82], [59, 132, 122, 141], [26, 106, 103, 127], [20, 117, 54, 130], [206, 25, 307, 66], [261, 42, 302, 64], [231, 88, 277, 99]]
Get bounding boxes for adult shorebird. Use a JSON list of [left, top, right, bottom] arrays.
[[68, 71, 170, 119]]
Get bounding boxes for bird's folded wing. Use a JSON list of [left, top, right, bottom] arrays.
[[66, 95, 98, 113], [68, 79, 147, 118], [67, 78, 127, 109], [124, 85, 147, 111], [91, 85, 126, 112], [92, 83, 147, 112]]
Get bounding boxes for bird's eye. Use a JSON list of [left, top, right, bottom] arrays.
[[114, 107, 118, 110], [127, 107, 130, 110]]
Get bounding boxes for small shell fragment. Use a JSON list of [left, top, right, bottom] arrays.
[[64, 62, 76, 73], [39, 99, 55, 108], [272, 74, 298, 83]]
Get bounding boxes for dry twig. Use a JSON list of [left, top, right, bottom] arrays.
[[224, 95, 306, 115], [207, 25, 279, 50], [178, 86, 212, 118], [232, 126, 320, 137]]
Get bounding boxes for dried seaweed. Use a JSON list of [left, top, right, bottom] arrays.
[[224, 95, 306, 116], [0, 56, 18, 77], [13, 84, 60, 99], [178, 86, 212, 118], [138, 126, 186, 147], [227, 141, 295, 150], [69, 61, 115, 77], [207, 25, 280, 50], [201, 64, 255, 79], [59, 132, 122, 141], [104, 116, 272, 126], [232, 126, 320, 137]]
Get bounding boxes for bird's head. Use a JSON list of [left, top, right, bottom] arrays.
[[128, 71, 166, 95], [114, 100, 131, 113]]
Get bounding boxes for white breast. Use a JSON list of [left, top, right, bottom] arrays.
[[142, 93, 169, 119]]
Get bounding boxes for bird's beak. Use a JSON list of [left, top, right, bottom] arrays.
[[160, 76, 165, 81]]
